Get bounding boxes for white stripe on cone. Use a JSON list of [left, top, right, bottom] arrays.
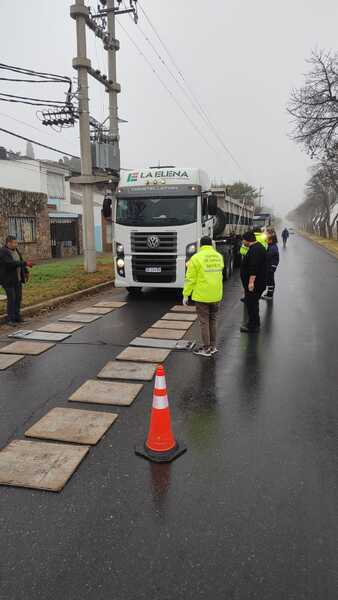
[[155, 375, 166, 390], [153, 394, 169, 409]]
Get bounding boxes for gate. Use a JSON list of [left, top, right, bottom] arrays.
[[50, 217, 79, 258]]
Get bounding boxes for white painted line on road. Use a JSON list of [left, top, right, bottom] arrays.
[[161, 313, 197, 322]]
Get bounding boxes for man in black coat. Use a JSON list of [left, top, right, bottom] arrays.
[[0, 235, 29, 326], [240, 230, 267, 333]]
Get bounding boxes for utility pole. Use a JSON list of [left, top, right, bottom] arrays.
[[71, 0, 96, 272], [70, 0, 138, 270], [106, 0, 120, 224]]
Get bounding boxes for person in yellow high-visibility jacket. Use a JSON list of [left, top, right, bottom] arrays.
[[183, 236, 224, 357]]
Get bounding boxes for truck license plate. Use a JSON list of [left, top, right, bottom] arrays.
[[145, 267, 162, 273]]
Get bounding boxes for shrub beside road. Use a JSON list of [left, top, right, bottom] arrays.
[[0, 254, 114, 315]]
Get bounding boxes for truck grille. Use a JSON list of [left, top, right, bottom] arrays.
[[131, 231, 177, 253], [132, 255, 177, 283]]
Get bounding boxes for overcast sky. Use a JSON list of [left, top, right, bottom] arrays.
[[1, 0, 337, 216]]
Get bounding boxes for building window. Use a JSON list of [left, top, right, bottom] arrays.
[[8, 217, 37, 243]]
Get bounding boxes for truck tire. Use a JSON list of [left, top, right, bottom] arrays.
[[127, 287, 142, 296], [213, 208, 226, 237]]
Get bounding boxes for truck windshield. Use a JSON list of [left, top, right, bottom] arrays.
[[116, 196, 197, 226]]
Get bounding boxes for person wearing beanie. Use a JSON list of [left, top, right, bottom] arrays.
[[240, 231, 267, 333]]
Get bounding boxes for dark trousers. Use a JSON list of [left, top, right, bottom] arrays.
[[4, 282, 22, 322], [266, 270, 275, 297], [195, 301, 219, 347], [245, 289, 261, 330]]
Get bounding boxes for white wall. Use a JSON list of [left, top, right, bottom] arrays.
[[0, 159, 47, 194]]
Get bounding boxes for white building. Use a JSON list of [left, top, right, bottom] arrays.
[[0, 157, 105, 252]]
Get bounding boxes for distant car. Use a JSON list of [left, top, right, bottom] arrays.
[[289, 227, 295, 234]]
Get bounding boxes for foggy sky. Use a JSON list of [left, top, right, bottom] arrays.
[[1, 0, 337, 216]]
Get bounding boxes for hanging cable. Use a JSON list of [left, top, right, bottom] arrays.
[[136, 1, 245, 176], [0, 127, 80, 158]]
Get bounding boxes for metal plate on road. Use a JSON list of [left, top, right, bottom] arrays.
[[170, 305, 197, 313], [69, 379, 143, 406], [25, 407, 118, 445], [0, 354, 24, 370], [58, 314, 102, 323], [77, 307, 114, 315], [142, 328, 186, 340], [116, 347, 171, 363], [8, 330, 71, 342], [38, 323, 84, 334], [0, 440, 89, 492], [161, 313, 197, 321], [0, 341, 55, 355], [98, 360, 157, 381], [94, 301, 127, 308], [130, 337, 196, 351], [152, 320, 192, 330]]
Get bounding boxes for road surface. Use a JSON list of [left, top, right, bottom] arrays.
[[0, 233, 337, 600]]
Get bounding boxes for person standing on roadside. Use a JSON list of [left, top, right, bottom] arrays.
[[240, 231, 267, 333], [262, 231, 279, 300], [0, 235, 29, 326], [281, 228, 289, 248], [183, 236, 224, 357]]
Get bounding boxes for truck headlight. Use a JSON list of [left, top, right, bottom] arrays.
[[116, 243, 124, 255], [117, 258, 125, 268], [186, 243, 197, 256]]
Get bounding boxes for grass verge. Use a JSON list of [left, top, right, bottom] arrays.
[[0, 254, 114, 314]]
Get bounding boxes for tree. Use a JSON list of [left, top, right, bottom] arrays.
[[226, 181, 258, 203], [288, 157, 338, 237], [288, 49, 338, 158]]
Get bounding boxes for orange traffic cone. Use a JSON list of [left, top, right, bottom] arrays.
[[135, 365, 187, 463]]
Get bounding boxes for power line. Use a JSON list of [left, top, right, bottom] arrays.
[[0, 127, 80, 159], [137, 1, 245, 176], [117, 20, 230, 165]]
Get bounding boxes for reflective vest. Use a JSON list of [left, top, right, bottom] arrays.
[[255, 232, 268, 250], [183, 245, 224, 303]]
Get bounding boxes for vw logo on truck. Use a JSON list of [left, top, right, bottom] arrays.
[[147, 235, 160, 249]]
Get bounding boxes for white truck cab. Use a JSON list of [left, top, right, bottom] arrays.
[[112, 167, 217, 293]]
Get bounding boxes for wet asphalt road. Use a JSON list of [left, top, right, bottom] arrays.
[[0, 234, 337, 600]]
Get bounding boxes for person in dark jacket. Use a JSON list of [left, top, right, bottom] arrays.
[[262, 231, 279, 300], [240, 230, 267, 333], [281, 228, 289, 248], [0, 235, 29, 326]]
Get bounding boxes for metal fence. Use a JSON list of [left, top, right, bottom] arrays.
[[8, 217, 37, 243]]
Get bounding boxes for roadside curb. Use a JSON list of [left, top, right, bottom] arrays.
[[297, 231, 338, 260], [0, 280, 115, 324]]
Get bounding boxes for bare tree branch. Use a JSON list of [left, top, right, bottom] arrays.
[[288, 49, 338, 158]]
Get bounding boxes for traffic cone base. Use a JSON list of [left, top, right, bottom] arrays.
[[135, 439, 187, 463]]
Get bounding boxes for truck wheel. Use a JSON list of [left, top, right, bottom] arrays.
[[213, 208, 226, 237], [127, 287, 142, 296]]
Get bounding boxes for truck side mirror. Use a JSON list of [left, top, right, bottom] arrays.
[[208, 194, 217, 216], [102, 196, 112, 220]]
